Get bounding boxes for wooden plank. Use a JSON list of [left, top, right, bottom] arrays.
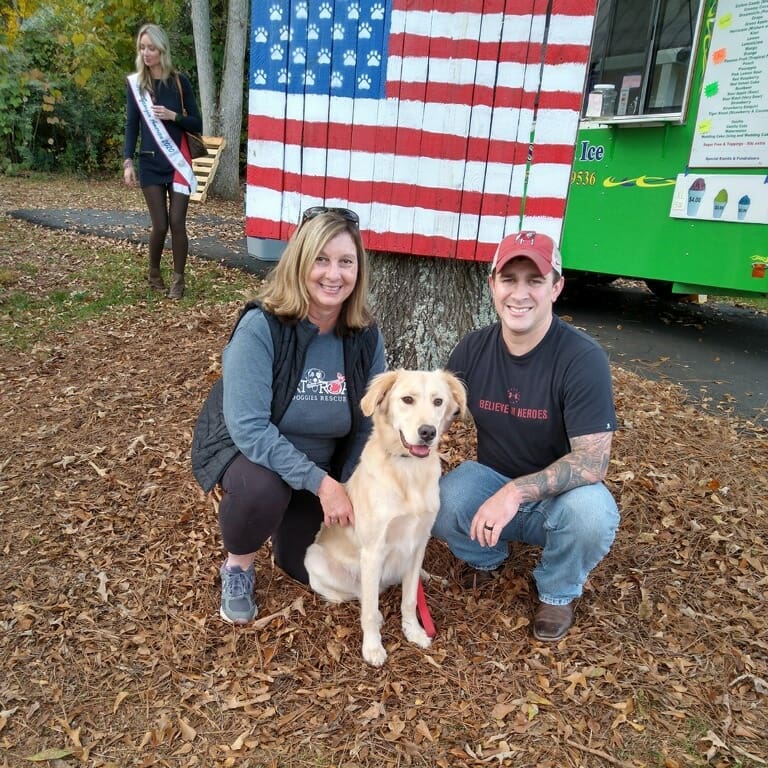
[[191, 136, 226, 203]]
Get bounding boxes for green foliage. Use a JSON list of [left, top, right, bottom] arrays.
[[0, 0, 205, 175]]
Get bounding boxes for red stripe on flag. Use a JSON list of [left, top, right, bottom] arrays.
[[537, 91, 585, 111], [388, 81, 537, 109], [251, 163, 526, 220], [393, 0, 591, 14], [550, 0, 598, 15], [523, 197, 569, 219], [393, 35, 589, 66], [249, 114, 536, 163]]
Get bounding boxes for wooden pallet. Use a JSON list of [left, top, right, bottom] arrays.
[[190, 136, 226, 203]]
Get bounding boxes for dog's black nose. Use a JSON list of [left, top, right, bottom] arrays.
[[418, 425, 437, 443]]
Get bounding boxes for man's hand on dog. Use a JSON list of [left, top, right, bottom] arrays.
[[318, 475, 355, 527]]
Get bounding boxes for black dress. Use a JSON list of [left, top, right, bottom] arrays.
[[123, 74, 202, 188]]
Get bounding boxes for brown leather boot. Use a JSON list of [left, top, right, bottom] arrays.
[[148, 267, 165, 291], [533, 600, 576, 642], [168, 272, 185, 300]]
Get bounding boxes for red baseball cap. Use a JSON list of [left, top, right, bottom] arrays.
[[490, 231, 563, 276]]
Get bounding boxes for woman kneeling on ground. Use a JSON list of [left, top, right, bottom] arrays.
[[191, 207, 386, 623]]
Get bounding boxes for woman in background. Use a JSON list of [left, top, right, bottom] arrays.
[[123, 23, 201, 300]]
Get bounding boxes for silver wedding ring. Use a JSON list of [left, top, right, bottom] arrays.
[[484, 523, 494, 531]]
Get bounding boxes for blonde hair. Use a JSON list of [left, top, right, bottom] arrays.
[[257, 213, 372, 334], [134, 24, 175, 93]]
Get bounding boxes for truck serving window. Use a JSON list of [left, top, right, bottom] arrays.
[[584, 0, 703, 121]]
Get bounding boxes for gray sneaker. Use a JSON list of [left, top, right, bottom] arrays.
[[219, 563, 258, 624]]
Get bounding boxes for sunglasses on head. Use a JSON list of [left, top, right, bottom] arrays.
[[300, 206, 360, 226]]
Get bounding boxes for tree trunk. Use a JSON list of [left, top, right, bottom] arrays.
[[211, 0, 248, 200], [190, 0, 217, 134], [368, 252, 496, 369]]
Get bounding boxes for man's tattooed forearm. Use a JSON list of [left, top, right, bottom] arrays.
[[512, 432, 613, 503]]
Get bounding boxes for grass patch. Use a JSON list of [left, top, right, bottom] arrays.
[[0, 217, 259, 350], [712, 293, 768, 312]]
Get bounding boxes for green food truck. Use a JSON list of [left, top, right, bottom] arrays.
[[560, 0, 767, 298]]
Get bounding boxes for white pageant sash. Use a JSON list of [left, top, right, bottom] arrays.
[[127, 73, 197, 196]]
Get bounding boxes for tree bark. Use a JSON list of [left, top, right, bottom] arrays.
[[368, 252, 496, 369], [189, 0, 217, 134], [211, 0, 248, 200]]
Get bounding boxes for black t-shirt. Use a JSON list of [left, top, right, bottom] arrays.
[[447, 315, 617, 479]]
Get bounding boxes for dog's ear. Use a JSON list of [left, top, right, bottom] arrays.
[[360, 370, 400, 417], [443, 371, 468, 424]]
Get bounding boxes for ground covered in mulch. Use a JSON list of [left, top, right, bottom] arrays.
[[1, 176, 767, 768]]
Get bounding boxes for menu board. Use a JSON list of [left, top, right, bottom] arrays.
[[688, 0, 768, 167]]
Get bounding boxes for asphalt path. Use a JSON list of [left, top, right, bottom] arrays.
[[10, 207, 768, 425], [557, 281, 767, 425]]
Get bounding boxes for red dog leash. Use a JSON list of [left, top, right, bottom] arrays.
[[417, 578, 436, 638]]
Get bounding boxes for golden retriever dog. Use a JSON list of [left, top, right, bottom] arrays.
[[304, 369, 466, 667]]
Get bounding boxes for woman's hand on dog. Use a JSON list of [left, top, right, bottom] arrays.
[[318, 475, 355, 527]]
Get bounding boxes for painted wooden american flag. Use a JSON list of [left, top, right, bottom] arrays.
[[246, 0, 596, 261]]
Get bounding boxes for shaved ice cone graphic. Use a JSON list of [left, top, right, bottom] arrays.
[[713, 188, 728, 218], [738, 194, 750, 221], [687, 177, 706, 217]]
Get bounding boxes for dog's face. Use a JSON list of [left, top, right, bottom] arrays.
[[360, 369, 467, 458]]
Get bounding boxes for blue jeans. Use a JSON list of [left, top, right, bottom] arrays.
[[433, 461, 620, 605]]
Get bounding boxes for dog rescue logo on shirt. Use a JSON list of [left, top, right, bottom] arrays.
[[294, 368, 347, 402]]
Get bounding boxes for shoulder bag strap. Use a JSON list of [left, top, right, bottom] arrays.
[[174, 73, 188, 117]]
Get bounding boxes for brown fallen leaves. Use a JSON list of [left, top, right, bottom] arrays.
[[0, 176, 766, 768]]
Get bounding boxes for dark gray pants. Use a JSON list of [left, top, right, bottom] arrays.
[[218, 453, 323, 584]]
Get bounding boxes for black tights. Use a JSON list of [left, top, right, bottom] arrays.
[[142, 184, 189, 274], [218, 453, 324, 584]]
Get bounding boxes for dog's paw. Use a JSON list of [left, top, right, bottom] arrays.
[[362, 641, 387, 667], [403, 620, 432, 649]]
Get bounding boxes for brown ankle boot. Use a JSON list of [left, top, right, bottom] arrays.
[[168, 272, 185, 300], [148, 267, 165, 291]]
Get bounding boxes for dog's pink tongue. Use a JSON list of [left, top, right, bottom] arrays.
[[409, 444, 430, 458]]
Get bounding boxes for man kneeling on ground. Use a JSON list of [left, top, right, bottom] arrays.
[[432, 231, 620, 642]]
